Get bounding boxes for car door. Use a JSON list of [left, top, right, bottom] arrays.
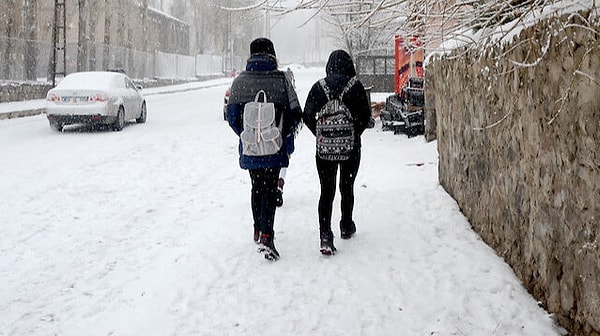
[[123, 78, 140, 119]]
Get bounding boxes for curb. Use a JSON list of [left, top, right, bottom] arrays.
[[0, 108, 46, 120], [0, 80, 233, 122]]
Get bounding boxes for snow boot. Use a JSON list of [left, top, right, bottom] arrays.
[[320, 231, 336, 256], [340, 220, 356, 240], [257, 233, 280, 261]]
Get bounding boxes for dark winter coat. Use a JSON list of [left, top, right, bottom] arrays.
[[303, 50, 371, 152], [227, 54, 302, 170]]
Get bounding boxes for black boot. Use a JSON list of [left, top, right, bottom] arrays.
[[340, 220, 356, 240], [320, 231, 337, 255], [258, 233, 280, 261]]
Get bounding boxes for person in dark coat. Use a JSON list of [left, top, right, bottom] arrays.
[[303, 49, 371, 255], [227, 38, 302, 261]]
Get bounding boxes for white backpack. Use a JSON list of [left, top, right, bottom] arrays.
[[240, 90, 283, 156], [316, 77, 357, 161]]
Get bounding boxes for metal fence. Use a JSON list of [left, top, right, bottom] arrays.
[[1, 37, 227, 82]]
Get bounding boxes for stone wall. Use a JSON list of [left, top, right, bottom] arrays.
[[427, 11, 599, 335], [0, 82, 53, 103]]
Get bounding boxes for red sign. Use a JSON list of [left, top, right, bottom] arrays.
[[395, 35, 424, 94]]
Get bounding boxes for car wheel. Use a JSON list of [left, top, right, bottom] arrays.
[[136, 102, 147, 124], [49, 121, 63, 132], [113, 106, 125, 131]]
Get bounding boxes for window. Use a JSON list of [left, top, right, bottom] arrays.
[[375, 58, 386, 75]]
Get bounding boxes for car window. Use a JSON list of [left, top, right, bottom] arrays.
[[111, 76, 124, 88], [125, 78, 136, 90], [59, 72, 114, 89]]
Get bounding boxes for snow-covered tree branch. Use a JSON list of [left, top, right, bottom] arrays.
[[254, 0, 598, 57]]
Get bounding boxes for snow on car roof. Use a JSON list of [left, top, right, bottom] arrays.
[[56, 71, 125, 89]]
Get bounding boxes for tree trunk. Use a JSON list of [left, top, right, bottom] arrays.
[[25, 0, 39, 80], [193, 1, 202, 54], [103, 0, 111, 70], [116, 0, 126, 69], [87, 0, 99, 70], [77, 0, 88, 71], [139, 0, 149, 78], [2, 0, 16, 79]]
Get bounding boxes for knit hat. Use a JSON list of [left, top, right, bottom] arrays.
[[250, 38, 276, 57]]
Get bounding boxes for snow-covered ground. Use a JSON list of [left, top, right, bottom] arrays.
[[0, 66, 565, 335]]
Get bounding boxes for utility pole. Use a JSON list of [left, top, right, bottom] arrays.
[[49, 0, 67, 86]]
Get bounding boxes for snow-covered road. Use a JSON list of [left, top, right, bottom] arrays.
[[0, 66, 564, 335]]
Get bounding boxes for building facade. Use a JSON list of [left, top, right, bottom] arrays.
[[1, 0, 190, 80]]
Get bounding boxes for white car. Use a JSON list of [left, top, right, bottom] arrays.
[[45, 71, 147, 131]]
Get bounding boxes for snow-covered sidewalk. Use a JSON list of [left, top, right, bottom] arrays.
[[0, 67, 564, 335], [0, 77, 233, 117]]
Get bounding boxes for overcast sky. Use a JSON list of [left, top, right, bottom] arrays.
[[153, 0, 339, 65], [268, 8, 339, 65]]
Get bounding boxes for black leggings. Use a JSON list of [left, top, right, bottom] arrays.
[[316, 151, 360, 234], [249, 167, 281, 236]]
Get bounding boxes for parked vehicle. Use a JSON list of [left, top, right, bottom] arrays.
[[45, 71, 147, 132], [223, 87, 231, 120]]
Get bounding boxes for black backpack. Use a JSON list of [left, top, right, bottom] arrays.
[[315, 77, 357, 161]]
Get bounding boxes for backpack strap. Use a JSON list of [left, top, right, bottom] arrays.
[[277, 107, 284, 131], [319, 77, 357, 101], [340, 76, 357, 99], [258, 90, 283, 131], [254, 90, 267, 103], [318, 79, 333, 101]]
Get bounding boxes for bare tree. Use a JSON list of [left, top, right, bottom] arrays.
[[87, 0, 100, 70], [77, 0, 88, 71], [103, 0, 112, 70], [25, 0, 39, 80], [253, 0, 598, 56], [164, 0, 260, 68], [2, 0, 17, 79], [116, 0, 127, 68], [322, 1, 376, 57], [319, 0, 402, 57], [169, 0, 188, 18]]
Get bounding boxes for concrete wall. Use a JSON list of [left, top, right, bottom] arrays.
[[427, 11, 599, 335]]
